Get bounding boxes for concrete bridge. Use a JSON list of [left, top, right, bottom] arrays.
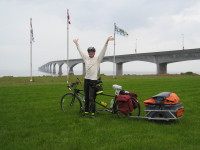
[[38, 48, 200, 75]]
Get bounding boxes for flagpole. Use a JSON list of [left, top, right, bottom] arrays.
[[113, 23, 116, 78], [67, 9, 70, 81], [30, 18, 33, 82], [135, 38, 137, 53], [113, 24, 128, 78]]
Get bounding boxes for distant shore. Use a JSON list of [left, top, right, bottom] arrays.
[[0, 69, 199, 78]]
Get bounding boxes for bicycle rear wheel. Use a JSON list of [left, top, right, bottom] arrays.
[[60, 93, 83, 114], [111, 101, 125, 118], [131, 98, 141, 117]]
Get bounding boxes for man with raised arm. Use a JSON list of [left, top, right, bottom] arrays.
[[73, 36, 114, 118]]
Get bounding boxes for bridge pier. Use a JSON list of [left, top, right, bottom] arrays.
[[48, 64, 50, 72], [69, 67, 74, 75], [116, 63, 123, 75], [49, 64, 52, 73], [157, 63, 167, 74], [82, 63, 86, 75], [98, 67, 100, 75], [58, 65, 62, 76], [53, 64, 56, 74], [45, 65, 49, 72]]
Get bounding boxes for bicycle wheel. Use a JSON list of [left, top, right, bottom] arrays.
[[131, 98, 141, 117], [116, 103, 128, 118], [60, 93, 83, 114], [113, 98, 141, 118], [111, 101, 126, 118]]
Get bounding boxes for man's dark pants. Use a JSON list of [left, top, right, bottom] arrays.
[[84, 79, 97, 114]]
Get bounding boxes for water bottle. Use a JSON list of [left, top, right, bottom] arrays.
[[81, 96, 85, 102], [100, 101, 107, 107], [110, 99, 114, 109]]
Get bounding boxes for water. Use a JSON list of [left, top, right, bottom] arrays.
[[0, 70, 50, 77], [0, 69, 156, 77], [1, 69, 197, 78]]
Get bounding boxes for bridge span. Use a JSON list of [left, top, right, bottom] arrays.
[[39, 48, 200, 75]]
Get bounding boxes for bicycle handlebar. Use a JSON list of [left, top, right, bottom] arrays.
[[66, 79, 118, 97], [67, 77, 102, 90], [67, 81, 79, 88]]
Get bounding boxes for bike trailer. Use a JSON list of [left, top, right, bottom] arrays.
[[143, 92, 184, 121]]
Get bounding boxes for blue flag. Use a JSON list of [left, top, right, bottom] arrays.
[[115, 25, 128, 36]]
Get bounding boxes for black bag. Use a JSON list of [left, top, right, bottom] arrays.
[[95, 77, 103, 94]]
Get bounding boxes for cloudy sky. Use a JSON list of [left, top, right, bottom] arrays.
[[0, 0, 200, 76]]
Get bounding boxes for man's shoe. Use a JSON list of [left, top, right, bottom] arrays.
[[83, 112, 90, 117]]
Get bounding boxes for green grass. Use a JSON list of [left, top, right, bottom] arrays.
[[0, 75, 200, 150]]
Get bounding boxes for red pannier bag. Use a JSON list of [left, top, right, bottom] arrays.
[[116, 94, 134, 115]]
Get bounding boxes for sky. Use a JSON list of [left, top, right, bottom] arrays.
[[0, 0, 200, 76]]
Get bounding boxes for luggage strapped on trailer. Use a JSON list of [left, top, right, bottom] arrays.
[[143, 92, 184, 121]]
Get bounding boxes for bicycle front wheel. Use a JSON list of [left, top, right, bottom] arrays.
[[60, 93, 83, 114]]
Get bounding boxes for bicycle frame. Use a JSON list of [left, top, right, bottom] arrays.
[[66, 81, 117, 112]]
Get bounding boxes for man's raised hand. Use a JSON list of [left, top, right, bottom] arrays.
[[73, 39, 79, 45], [108, 36, 114, 41]]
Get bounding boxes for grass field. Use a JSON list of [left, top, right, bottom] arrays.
[[0, 75, 200, 150]]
